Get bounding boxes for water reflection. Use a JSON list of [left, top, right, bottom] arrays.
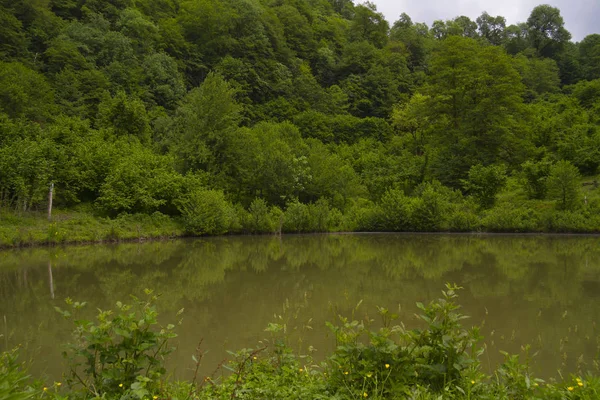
[[1, 234, 599, 380]]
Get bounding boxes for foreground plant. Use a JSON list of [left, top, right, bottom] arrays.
[[6, 285, 600, 399], [55, 289, 182, 399]]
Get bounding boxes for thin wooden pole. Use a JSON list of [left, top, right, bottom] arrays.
[[48, 182, 54, 221]]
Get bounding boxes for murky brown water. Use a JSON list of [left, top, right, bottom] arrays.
[[1, 234, 600, 380]]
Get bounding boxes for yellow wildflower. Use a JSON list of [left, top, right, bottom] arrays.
[[43, 387, 48, 392], [471, 380, 475, 384], [385, 364, 390, 369], [253, 356, 257, 360], [578, 381, 584, 387], [344, 371, 349, 375], [119, 383, 124, 388], [56, 382, 61, 386], [299, 368, 303, 372], [568, 387, 574, 391], [363, 392, 368, 397], [153, 396, 158, 400], [366, 372, 373, 378]]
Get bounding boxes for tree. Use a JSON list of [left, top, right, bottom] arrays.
[[513, 55, 560, 100], [448, 16, 478, 38], [421, 36, 526, 186], [547, 160, 580, 210], [579, 34, 600, 80], [173, 72, 241, 172], [390, 13, 430, 71], [504, 23, 529, 55], [0, 62, 55, 122], [476, 12, 506, 46], [526, 5, 571, 59], [348, 2, 388, 48], [0, 4, 28, 59]]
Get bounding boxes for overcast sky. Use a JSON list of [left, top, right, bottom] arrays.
[[369, 0, 600, 42]]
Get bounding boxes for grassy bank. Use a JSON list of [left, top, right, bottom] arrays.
[[0, 210, 184, 249], [3, 285, 600, 400], [1, 176, 599, 250]]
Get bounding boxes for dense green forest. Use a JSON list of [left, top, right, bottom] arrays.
[[1, 0, 600, 242]]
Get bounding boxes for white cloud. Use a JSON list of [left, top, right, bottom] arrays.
[[368, 0, 600, 41]]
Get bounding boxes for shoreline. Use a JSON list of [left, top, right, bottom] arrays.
[[2, 227, 600, 252]]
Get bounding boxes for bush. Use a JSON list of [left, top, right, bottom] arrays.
[[481, 204, 542, 232], [326, 284, 483, 397], [282, 199, 337, 233], [97, 145, 184, 216], [55, 290, 179, 399], [520, 159, 551, 200], [448, 206, 481, 232], [379, 188, 412, 231], [462, 164, 507, 208], [342, 199, 384, 232], [282, 200, 311, 233], [410, 183, 450, 231], [177, 188, 234, 235]]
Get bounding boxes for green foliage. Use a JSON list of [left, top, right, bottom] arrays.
[[461, 164, 508, 209], [8, 284, 600, 398], [0, 0, 597, 237], [245, 197, 282, 233], [378, 188, 411, 231], [520, 159, 552, 200], [481, 203, 542, 232], [97, 91, 151, 143], [172, 71, 241, 172], [282, 199, 336, 233], [97, 143, 183, 215], [0, 62, 55, 122], [547, 160, 581, 210], [526, 5, 571, 60], [0, 348, 36, 400], [55, 290, 179, 399], [177, 188, 234, 235], [326, 284, 482, 397], [410, 182, 451, 231]]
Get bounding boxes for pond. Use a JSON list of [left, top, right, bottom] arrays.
[[1, 233, 599, 381]]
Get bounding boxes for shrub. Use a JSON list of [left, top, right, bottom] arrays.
[[410, 183, 450, 231], [177, 188, 234, 235], [326, 284, 483, 397], [343, 199, 384, 231], [283, 200, 311, 233], [55, 290, 179, 399], [282, 199, 336, 233], [379, 188, 412, 231], [520, 159, 552, 200], [448, 207, 481, 232], [481, 204, 541, 232], [462, 164, 507, 208]]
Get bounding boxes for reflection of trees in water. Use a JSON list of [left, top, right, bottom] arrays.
[[0, 234, 599, 378]]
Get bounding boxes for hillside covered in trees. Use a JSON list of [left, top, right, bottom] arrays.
[[1, 0, 599, 241]]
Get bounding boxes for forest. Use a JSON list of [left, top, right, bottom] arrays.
[[1, 0, 600, 242]]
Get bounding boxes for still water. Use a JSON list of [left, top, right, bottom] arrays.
[[1, 234, 600, 380]]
